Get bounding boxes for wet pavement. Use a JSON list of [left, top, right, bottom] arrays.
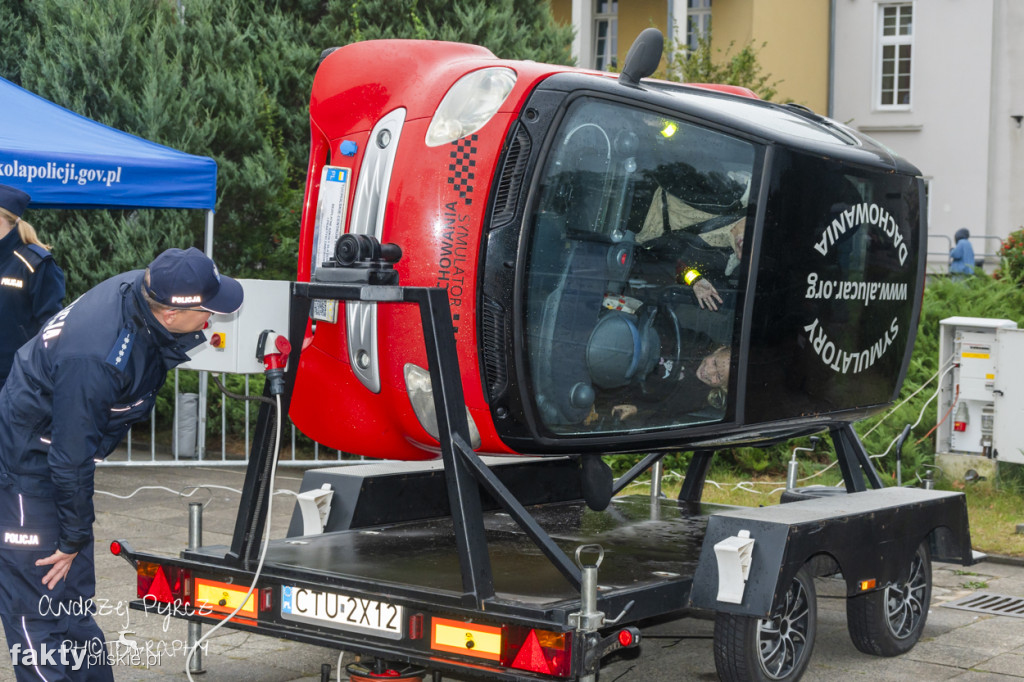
[[1, 464, 1022, 681]]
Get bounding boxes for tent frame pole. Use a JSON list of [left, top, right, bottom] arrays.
[[196, 209, 216, 460]]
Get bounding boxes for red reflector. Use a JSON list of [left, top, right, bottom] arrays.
[[511, 630, 552, 675], [148, 567, 174, 603], [506, 628, 571, 677], [954, 422, 967, 432], [618, 629, 633, 647], [109, 540, 122, 556], [409, 613, 424, 640], [136, 561, 190, 605]]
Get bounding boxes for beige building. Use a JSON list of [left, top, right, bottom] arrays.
[[549, 0, 831, 112]]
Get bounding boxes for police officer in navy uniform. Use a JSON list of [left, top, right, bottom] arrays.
[[0, 247, 242, 680], [0, 184, 66, 389]]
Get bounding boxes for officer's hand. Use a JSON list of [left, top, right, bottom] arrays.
[[36, 550, 78, 590], [693, 279, 723, 311]]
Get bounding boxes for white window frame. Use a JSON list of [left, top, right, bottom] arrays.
[[594, 0, 618, 71], [670, 0, 712, 53], [684, 0, 712, 51], [874, 1, 914, 111]]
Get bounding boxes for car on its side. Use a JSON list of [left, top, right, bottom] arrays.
[[289, 32, 925, 461]]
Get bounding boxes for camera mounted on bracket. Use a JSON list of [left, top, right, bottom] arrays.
[[313, 234, 403, 286]]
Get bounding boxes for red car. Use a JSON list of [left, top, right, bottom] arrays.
[[290, 35, 925, 460]]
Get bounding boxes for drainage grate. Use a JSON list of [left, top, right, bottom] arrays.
[[941, 592, 1024, 618]]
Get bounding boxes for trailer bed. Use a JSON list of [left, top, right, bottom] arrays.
[[186, 495, 717, 622]]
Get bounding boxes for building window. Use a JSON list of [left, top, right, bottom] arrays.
[[877, 3, 913, 108], [594, 0, 618, 71], [685, 0, 712, 51]]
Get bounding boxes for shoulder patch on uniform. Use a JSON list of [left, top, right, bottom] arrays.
[[106, 327, 135, 371], [14, 244, 50, 270]]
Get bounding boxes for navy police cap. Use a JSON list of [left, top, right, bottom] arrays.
[[145, 247, 243, 314], [0, 184, 31, 218]]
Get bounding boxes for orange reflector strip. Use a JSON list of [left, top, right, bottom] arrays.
[[194, 578, 257, 618], [860, 579, 876, 591], [431, 617, 502, 661]]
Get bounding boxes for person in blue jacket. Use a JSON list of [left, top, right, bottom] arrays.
[[949, 227, 976, 276], [0, 184, 66, 389], [0, 247, 242, 681]]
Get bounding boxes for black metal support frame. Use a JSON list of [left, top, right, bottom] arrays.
[[830, 423, 884, 491], [226, 281, 581, 607]]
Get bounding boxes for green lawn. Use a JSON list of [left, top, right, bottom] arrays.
[[619, 467, 1024, 558]]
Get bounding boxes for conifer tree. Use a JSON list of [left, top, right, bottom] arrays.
[[0, 0, 573, 296]]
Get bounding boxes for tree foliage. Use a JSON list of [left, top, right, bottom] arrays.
[[0, 0, 572, 298], [658, 29, 779, 101]]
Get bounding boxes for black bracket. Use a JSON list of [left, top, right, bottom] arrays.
[[226, 279, 582, 605]]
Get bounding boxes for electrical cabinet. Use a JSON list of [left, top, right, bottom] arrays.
[[180, 279, 292, 374], [937, 317, 1023, 464]]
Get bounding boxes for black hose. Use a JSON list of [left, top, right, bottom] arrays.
[[211, 373, 275, 406]]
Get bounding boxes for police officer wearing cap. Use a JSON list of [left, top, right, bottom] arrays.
[[0, 246, 242, 681], [0, 184, 66, 389]]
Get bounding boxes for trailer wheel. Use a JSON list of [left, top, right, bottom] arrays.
[[713, 565, 817, 682], [846, 540, 931, 656]]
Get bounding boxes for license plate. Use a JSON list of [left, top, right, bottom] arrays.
[[280, 586, 403, 639]]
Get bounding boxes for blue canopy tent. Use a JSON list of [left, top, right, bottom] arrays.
[[0, 76, 220, 459], [0, 76, 216, 210]]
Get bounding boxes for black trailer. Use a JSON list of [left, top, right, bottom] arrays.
[[113, 279, 974, 682]]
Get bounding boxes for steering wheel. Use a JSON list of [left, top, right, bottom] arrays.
[[637, 302, 682, 400]]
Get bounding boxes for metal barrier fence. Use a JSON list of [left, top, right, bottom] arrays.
[[927, 234, 1003, 273], [100, 369, 356, 468]]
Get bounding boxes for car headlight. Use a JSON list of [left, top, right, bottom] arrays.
[[425, 67, 517, 147], [404, 363, 482, 448]]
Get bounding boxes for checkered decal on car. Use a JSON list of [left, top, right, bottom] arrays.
[[448, 135, 478, 205]]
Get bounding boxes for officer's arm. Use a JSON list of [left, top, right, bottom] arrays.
[[29, 259, 66, 329], [47, 355, 119, 554]]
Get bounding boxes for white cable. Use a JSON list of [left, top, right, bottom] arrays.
[[868, 361, 957, 460], [860, 359, 950, 439], [691, 359, 959, 493], [185, 393, 283, 681], [95, 485, 297, 500]]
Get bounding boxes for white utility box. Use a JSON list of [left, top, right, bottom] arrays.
[[937, 317, 1024, 466], [180, 279, 293, 374]]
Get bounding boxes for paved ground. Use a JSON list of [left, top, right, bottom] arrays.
[[2, 464, 1023, 681]]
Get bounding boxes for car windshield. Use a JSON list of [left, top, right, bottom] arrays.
[[522, 98, 759, 435]]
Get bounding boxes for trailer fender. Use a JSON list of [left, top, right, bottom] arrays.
[[688, 487, 972, 618]]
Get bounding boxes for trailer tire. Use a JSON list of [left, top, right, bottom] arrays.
[[846, 540, 931, 657], [713, 565, 817, 682]]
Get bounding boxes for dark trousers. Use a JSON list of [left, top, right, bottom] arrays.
[[0, 484, 113, 682]]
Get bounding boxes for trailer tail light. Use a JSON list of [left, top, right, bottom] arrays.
[[429, 617, 572, 677], [409, 613, 424, 640], [137, 561, 191, 606], [502, 626, 572, 677]]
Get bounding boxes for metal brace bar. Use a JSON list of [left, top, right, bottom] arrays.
[[611, 452, 665, 496], [830, 423, 884, 492], [406, 286, 495, 605], [456, 436, 582, 590], [678, 450, 714, 503]]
